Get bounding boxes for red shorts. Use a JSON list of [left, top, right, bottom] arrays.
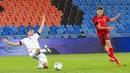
[[98, 32, 110, 47]]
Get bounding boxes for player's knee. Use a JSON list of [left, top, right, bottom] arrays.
[[43, 62, 48, 69], [36, 49, 40, 54], [104, 45, 109, 52], [106, 43, 111, 48]]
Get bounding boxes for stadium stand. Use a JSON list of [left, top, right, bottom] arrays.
[[0, 0, 130, 38]]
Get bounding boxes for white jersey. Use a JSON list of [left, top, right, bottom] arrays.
[[20, 33, 41, 51]]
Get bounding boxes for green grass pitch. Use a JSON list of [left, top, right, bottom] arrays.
[[0, 53, 129, 73]]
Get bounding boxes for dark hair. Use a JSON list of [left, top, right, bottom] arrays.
[[27, 29, 34, 32], [97, 6, 103, 10]]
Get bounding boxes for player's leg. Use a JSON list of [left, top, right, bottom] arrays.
[[36, 45, 51, 54], [29, 49, 49, 68], [105, 39, 122, 66], [99, 34, 116, 63], [99, 34, 111, 58], [37, 53, 48, 69], [105, 40, 114, 57]]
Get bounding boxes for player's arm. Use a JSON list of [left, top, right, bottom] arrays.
[[110, 13, 120, 23], [38, 15, 46, 34], [95, 22, 113, 30], [2, 38, 20, 46]]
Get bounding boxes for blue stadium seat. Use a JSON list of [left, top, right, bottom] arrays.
[[120, 14, 127, 19], [128, 7, 130, 13], [120, 5, 127, 10], [73, 25, 81, 34], [101, 0, 108, 5], [89, 20, 95, 29], [87, 29, 95, 34], [27, 25, 33, 31], [113, 5, 120, 10], [120, 10, 127, 15], [106, 10, 113, 17], [83, 15, 91, 20], [114, 0, 121, 5], [10, 26, 18, 35], [93, 0, 101, 6], [111, 29, 117, 34], [78, 0, 86, 5], [57, 25, 66, 34], [18, 25, 27, 35], [66, 25, 74, 34], [86, 0, 94, 5], [0, 26, 3, 35], [117, 24, 125, 30], [81, 25, 89, 34], [2, 26, 11, 36], [79, 5, 85, 11], [50, 25, 57, 34], [127, 0, 130, 4], [113, 10, 119, 16], [120, 19, 126, 24], [83, 20, 89, 25], [117, 29, 124, 33], [84, 9, 91, 15], [34, 25, 40, 33], [126, 19, 130, 25], [126, 15, 130, 19], [106, 5, 113, 10], [72, 0, 79, 5], [85, 5, 92, 11], [121, 0, 128, 5], [42, 25, 49, 35]]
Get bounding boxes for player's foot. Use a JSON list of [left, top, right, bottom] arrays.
[[44, 45, 51, 53], [114, 57, 122, 67], [109, 58, 115, 62], [36, 65, 44, 69]]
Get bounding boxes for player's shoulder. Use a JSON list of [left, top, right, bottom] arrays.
[[93, 15, 97, 20], [34, 33, 39, 36]]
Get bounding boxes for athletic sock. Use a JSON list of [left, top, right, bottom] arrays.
[[109, 48, 114, 58], [40, 49, 47, 53]]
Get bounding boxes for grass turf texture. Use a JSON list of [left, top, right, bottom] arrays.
[[0, 53, 129, 73]]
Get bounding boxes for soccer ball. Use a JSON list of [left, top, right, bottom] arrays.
[[54, 62, 62, 71]]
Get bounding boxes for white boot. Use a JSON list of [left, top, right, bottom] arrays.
[[44, 45, 51, 53], [36, 64, 44, 69]]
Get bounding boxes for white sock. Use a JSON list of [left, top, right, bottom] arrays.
[[40, 49, 47, 53]]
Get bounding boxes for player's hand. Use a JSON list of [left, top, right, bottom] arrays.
[[115, 13, 121, 19], [107, 26, 114, 30], [42, 15, 46, 21], [2, 38, 8, 43]]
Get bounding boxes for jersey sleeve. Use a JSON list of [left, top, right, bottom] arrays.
[[106, 16, 110, 22], [19, 39, 25, 45], [93, 17, 100, 27], [34, 32, 41, 39]]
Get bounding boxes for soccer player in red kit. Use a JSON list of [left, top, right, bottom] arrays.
[[93, 6, 121, 66]]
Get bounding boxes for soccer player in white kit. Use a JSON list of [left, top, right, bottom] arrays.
[[2, 16, 51, 69]]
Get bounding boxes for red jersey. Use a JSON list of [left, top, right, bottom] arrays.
[[92, 15, 110, 37]]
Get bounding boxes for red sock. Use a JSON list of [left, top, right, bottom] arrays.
[[109, 48, 114, 58]]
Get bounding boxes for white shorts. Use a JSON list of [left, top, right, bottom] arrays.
[[28, 49, 48, 64]]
